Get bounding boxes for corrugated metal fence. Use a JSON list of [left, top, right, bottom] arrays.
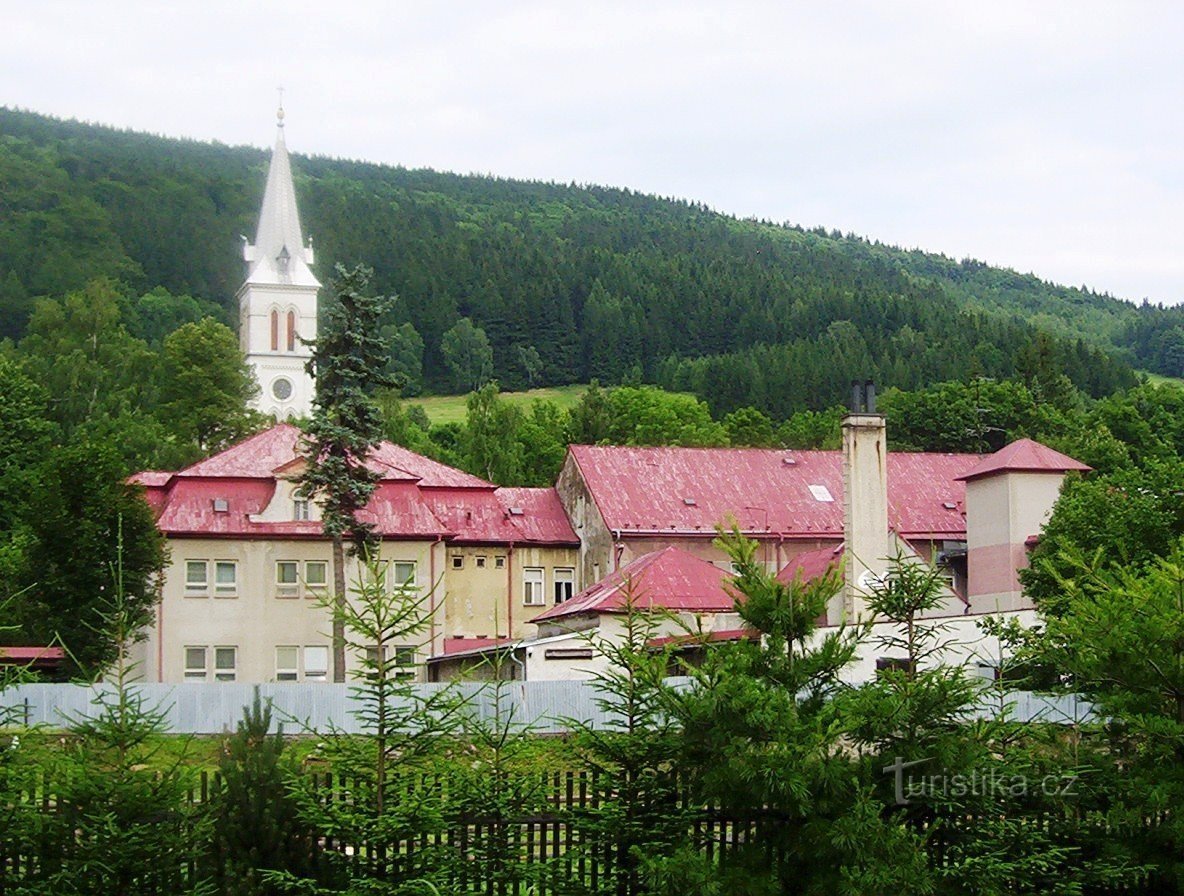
[[0, 681, 1093, 734]]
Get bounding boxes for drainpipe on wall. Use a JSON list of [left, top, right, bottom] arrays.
[[505, 543, 515, 639], [156, 594, 164, 683], [429, 534, 443, 657], [612, 530, 623, 572]]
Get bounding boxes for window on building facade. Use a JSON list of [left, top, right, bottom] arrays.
[[363, 645, 415, 679], [495, 556, 505, 569], [214, 561, 238, 596], [554, 568, 574, 604], [304, 645, 329, 681], [523, 567, 545, 606], [275, 646, 299, 681], [286, 311, 297, 352], [451, 555, 464, 569], [185, 560, 208, 595], [270, 310, 279, 351], [214, 646, 237, 682], [293, 498, 311, 521], [392, 561, 416, 590], [184, 646, 207, 680], [276, 561, 300, 598], [476, 556, 487, 568], [394, 645, 416, 678], [304, 561, 328, 597]]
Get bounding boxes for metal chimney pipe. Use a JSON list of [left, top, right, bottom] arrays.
[[850, 380, 863, 413], [864, 380, 876, 414]]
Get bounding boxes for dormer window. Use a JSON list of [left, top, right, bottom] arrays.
[[293, 498, 310, 521], [276, 245, 290, 274]]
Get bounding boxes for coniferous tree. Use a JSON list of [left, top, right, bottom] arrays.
[[299, 263, 395, 682], [209, 690, 325, 895]]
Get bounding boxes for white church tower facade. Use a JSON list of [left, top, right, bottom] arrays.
[[239, 105, 319, 419]]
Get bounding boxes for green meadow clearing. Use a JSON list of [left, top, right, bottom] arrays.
[[406, 384, 589, 425]]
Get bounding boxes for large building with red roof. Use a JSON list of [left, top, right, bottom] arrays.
[[556, 442, 980, 590], [132, 424, 578, 684], [132, 409, 1088, 684]]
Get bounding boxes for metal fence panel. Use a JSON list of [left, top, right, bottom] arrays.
[[0, 680, 1092, 735]]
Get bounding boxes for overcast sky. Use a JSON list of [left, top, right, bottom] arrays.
[[4, 1, 1181, 304]]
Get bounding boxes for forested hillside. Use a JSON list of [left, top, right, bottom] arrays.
[[4, 106, 1182, 415]]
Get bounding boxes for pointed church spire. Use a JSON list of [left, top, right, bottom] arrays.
[[242, 107, 319, 288], [238, 103, 320, 420]]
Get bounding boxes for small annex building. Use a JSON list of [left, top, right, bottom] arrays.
[[130, 424, 579, 684], [428, 545, 747, 682]]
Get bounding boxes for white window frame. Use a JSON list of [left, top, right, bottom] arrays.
[[183, 646, 207, 680], [213, 646, 237, 682], [275, 646, 299, 681], [554, 567, 575, 604], [214, 561, 238, 597], [185, 560, 209, 596], [494, 556, 506, 569], [392, 560, 417, 591], [275, 560, 300, 598], [303, 645, 329, 681], [523, 567, 545, 606], [451, 555, 464, 569], [304, 560, 328, 598], [293, 498, 311, 521], [475, 556, 487, 569]]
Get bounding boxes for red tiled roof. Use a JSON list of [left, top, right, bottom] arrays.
[[496, 488, 580, 545], [955, 439, 1090, 483], [777, 544, 845, 585], [568, 445, 977, 539], [533, 546, 733, 623]]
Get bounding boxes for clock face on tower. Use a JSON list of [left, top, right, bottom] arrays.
[[271, 377, 293, 401]]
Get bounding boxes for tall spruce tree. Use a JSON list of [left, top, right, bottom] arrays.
[[299, 264, 394, 682]]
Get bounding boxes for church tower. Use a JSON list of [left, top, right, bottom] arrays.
[[239, 104, 319, 419]]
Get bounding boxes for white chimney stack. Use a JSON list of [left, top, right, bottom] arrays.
[[842, 381, 889, 620]]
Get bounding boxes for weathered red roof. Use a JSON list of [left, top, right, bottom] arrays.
[[141, 424, 509, 538], [129, 471, 172, 487], [155, 479, 278, 535], [369, 442, 492, 488], [955, 438, 1090, 483], [777, 544, 845, 585], [496, 488, 580, 545], [441, 636, 515, 656], [0, 646, 65, 663], [179, 424, 306, 479], [420, 488, 521, 544], [178, 424, 492, 487], [568, 445, 977, 539], [533, 546, 733, 623]]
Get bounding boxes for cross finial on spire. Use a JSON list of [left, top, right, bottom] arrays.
[[276, 86, 285, 128]]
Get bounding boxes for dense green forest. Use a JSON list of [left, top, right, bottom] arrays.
[[4, 105, 1182, 416]]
